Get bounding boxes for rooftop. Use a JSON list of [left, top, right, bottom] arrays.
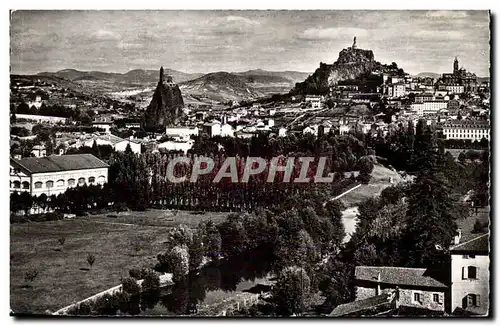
[[11, 154, 109, 174], [450, 233, 489, 254], [329, 293, 394, 317], [355, 266, 448, 288]]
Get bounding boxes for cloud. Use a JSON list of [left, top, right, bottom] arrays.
[[426, 11, 468, 19], [297, 27, 370, 40], [413, 29, 466, 40], [207, 15, 261, 35], [117, 41, 143, 50], [92, 29, 121, 41]]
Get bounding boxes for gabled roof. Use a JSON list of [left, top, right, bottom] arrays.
[[355, 266, 448, 288], [11, 154, 109, 174], [329, 293, 394, 317], [450, 233, 489, 254]]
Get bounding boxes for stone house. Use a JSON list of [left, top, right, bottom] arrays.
[[354, 266, 448, 313]]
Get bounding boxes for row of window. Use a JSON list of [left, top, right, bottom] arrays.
[[445, 129, 488, 134], [412, 292, 443, 305], [11, 176, 106, 190]]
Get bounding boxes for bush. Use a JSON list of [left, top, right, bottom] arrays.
[[58, 237, 66, 246], [25, 269, 39, 283], [87, 253, 96, 268], [93, 293, 120, 315], [129, 268, 146, 280], [141, 269, 160, 293], [121, 277, 140, 296]]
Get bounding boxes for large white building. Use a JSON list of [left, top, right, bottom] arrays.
[[441, 120, 490, 141], [305, 95, 322, 109], [450, 233, 489, 315], [165, 126, 199, 140], [80, 134, 141, 154], [410, 101, 448, 116], [10, 154, 109, 197]]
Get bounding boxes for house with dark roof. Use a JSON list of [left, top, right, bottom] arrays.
[[354, 266, 447, 314], [329, 291, 396, 317], [10, 154, 109, 197], [450, 233, 489, 316]]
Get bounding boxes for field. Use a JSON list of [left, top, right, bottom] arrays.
[[10, 210, 229, 314], [340, 164, 408, 207]]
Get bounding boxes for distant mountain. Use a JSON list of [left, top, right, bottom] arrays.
[[35, 68, 312, 103], [235, 69, 310, 84], [180, 72, 265, 102], [415, 72, 441, 79], [38, 68, 203, 85], [179, 70, 306, 103]]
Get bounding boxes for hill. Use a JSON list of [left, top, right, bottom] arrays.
[[236, 69, 310, 84], [292, 38, 405, 95], [179, 71, 299, 103], [415, 72, 440, 79], [38, 68, 202, 85]]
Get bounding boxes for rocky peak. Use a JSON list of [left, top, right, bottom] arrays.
[[144, 67, 185, 130], [292, 38, 380, 95]]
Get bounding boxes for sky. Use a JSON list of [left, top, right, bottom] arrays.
[[10, 10, 491, 76]]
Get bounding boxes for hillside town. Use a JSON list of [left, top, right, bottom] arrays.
[[10, 10, 490, 319]]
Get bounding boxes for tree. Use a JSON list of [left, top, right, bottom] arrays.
[[19, 191, 33, 215], [87, 253, 96, 269], [271, 266, 311, 316], [401, 125, 457, 267], [189, 230, 204, 272]]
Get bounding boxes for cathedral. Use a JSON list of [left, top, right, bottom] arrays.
[[439, 57, 478, 92]]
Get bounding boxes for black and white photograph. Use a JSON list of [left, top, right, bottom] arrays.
[[8, 9, 491, 317]]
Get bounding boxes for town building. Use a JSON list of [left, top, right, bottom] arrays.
[[305, 95, 322, 109], [15, 114, 68, 125], [450, 233, 489, 315], [440, 57, 478, 92], [410, 101, 448, 116], [165, 126, 199, 140], [92, 117, 114, 134], [81, 134, 142, 154], [354, 266, 447, 313], [441, 119, 490, 141], [10, 154, 109, 197], [201, 122, 222, 138]]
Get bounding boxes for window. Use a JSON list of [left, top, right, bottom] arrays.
[[13, 181, 20, 189], [432, 293, 442, 304], [468, 266, 477, 279], [462, 266, 478, 280], [56, 179, 65, 187], [97, 176, 106, 184], [34, 182, 43, 189], [46, 181, 54, 188], [413, 292, 422, 304], [463, 255, 476, 259], [78, 178, 86, 186], [22, 181, 29, 189], [88, 177, 96, 184], [68, 178, 76, 187], [466, 294, 480, 307]]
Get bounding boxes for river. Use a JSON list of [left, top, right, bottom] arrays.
[[341, 206, 359, 243]]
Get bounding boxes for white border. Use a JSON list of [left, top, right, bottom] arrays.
[[2, 1, 498, 326]]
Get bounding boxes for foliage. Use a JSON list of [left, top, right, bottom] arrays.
[[122, 277, 141, 296], [87, 253, 96, 268], [271, 266, 311, 316], [24, 269, 39, 283]]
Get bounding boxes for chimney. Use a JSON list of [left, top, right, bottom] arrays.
[[454, 228, 462, 245], [376, 272, 381, 295]]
